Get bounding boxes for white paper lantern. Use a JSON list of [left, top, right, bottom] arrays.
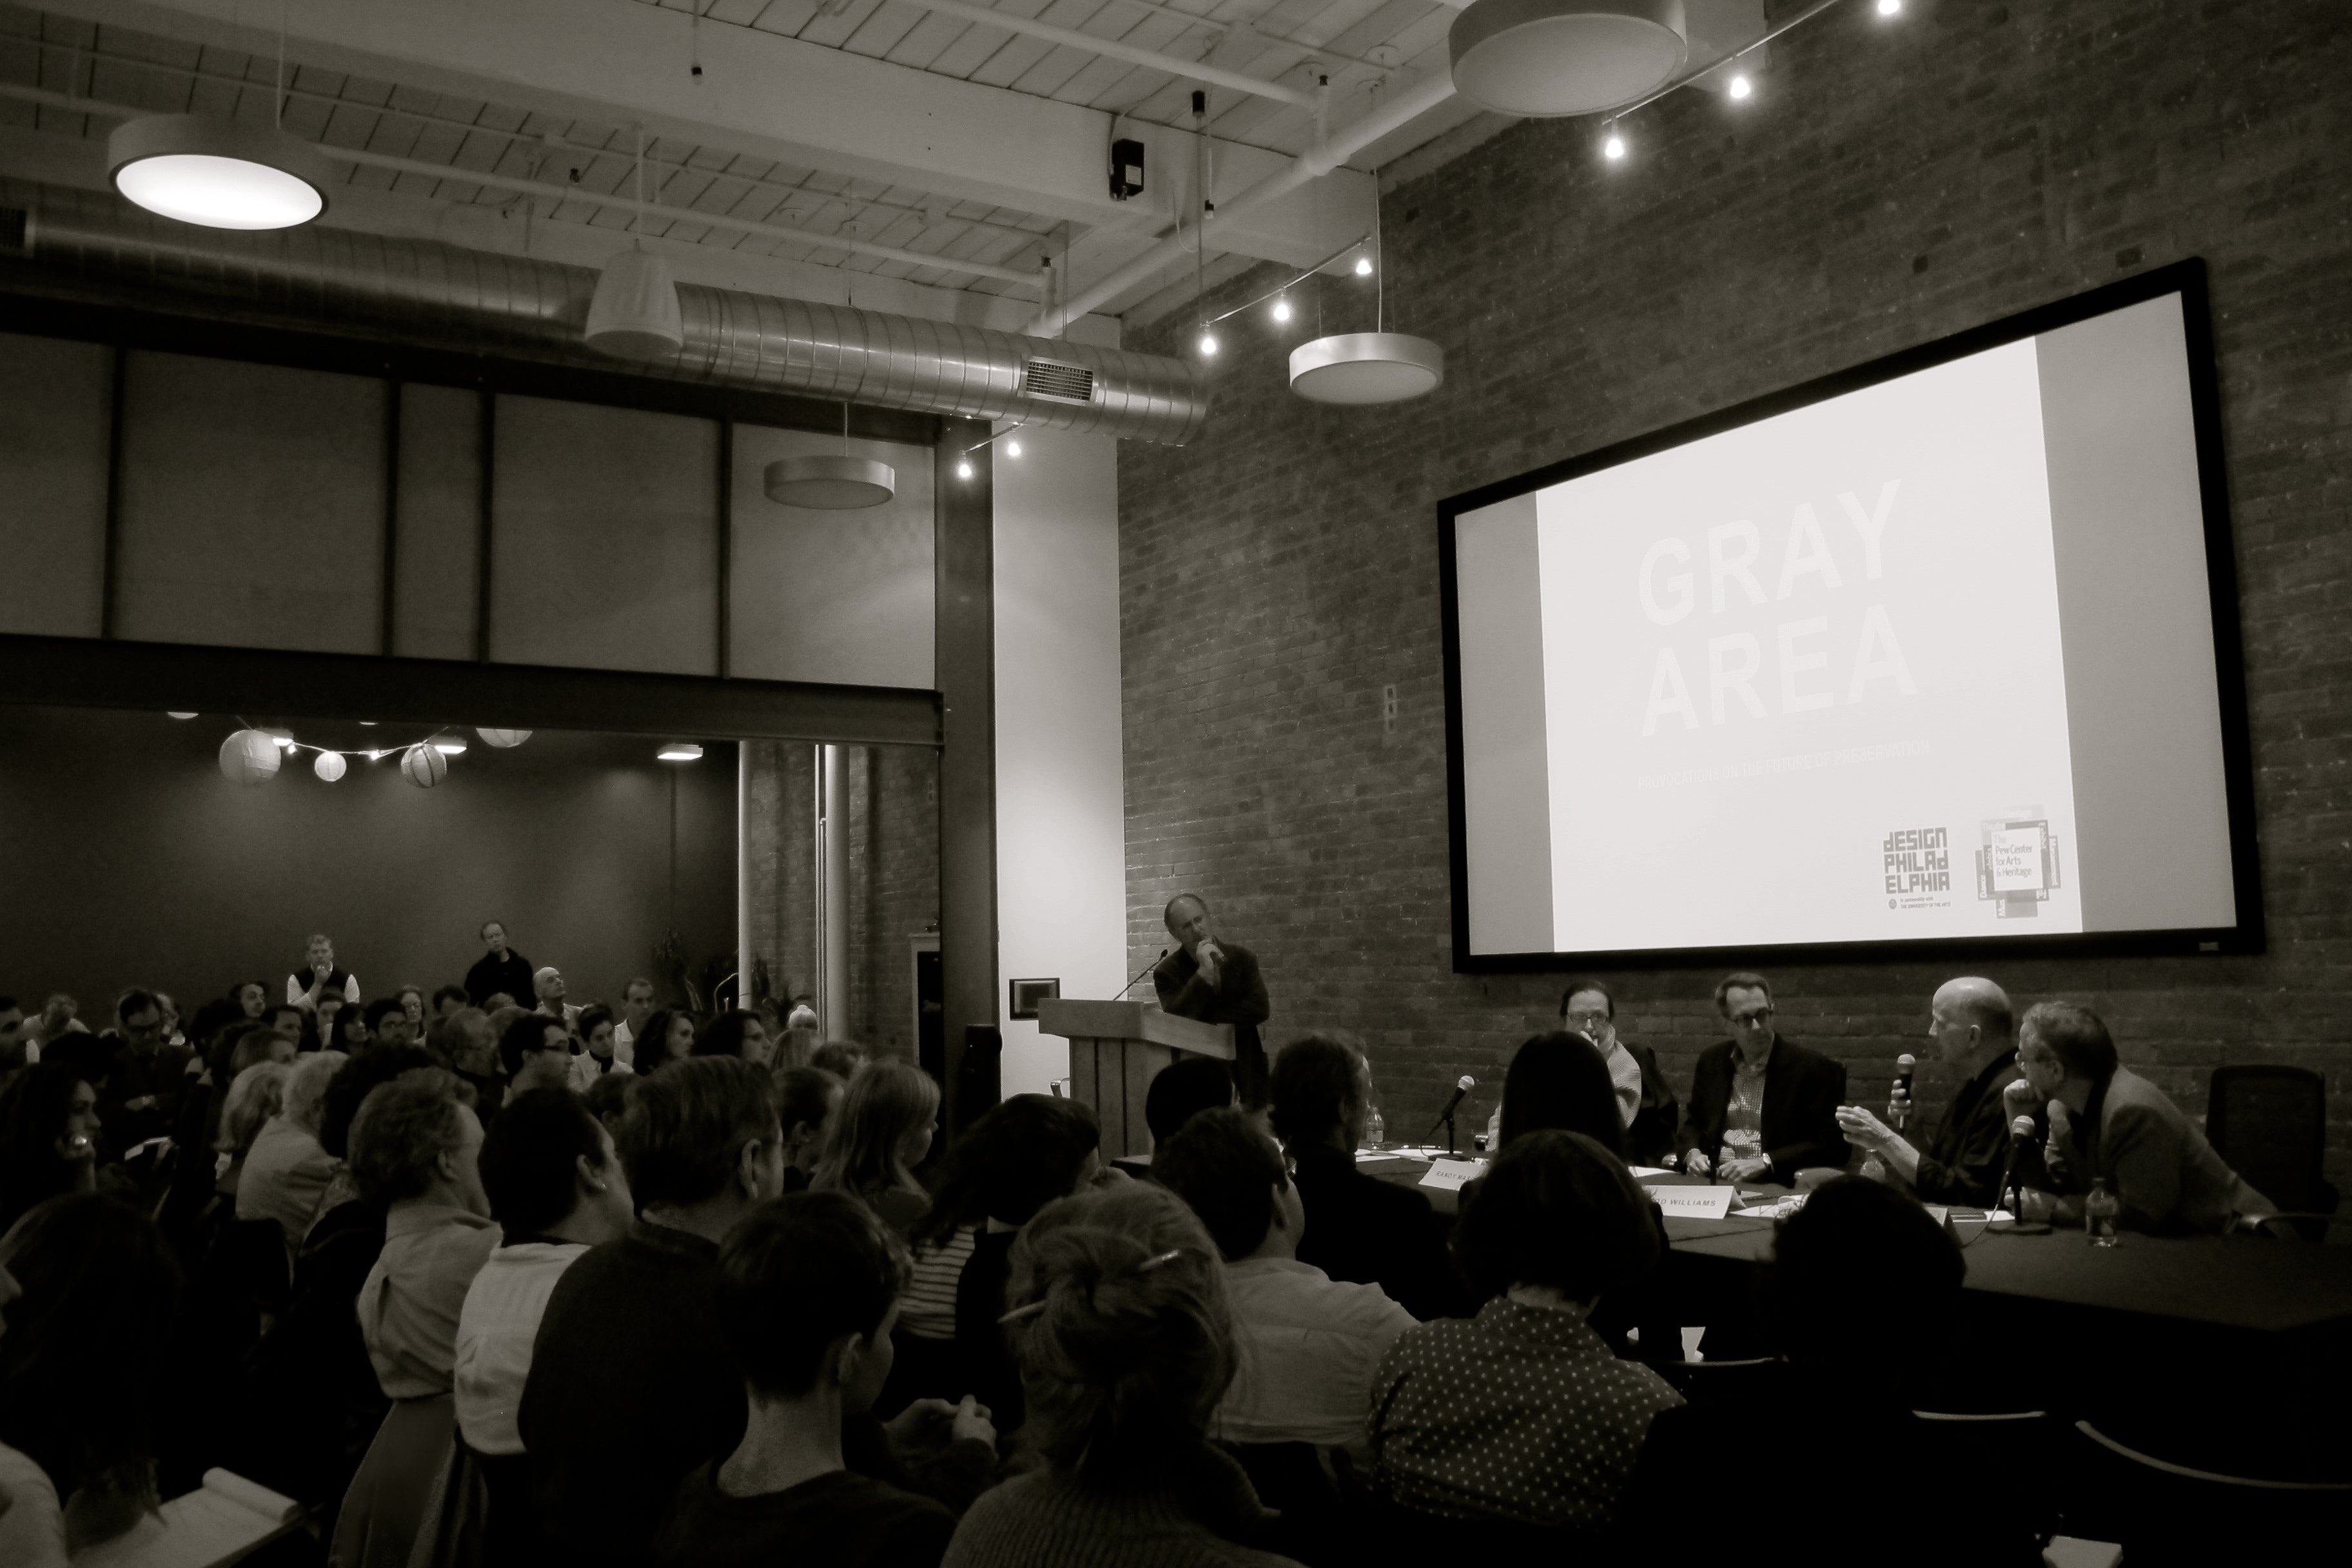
[[476, 728, 532, 749], [401, 743, 449, 789], [313, 750, 348, 783], [219, 729, 282, 786]]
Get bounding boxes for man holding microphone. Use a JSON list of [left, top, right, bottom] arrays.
[[1836, 977, 2023, 1209], [1153, 893, 1271, 1103]]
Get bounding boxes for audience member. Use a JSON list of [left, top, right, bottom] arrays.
[[697, 1008, 777, 1067], [336, 1003, 375, 1052], [233, 980, 272, 1021], [213, 1060, 291, 1200], [93, 986, 193, 1162], [332, 1068, 498, 1568], [431, 985, 470, 1021], [520, 1056, 787, 1565], [312, 990, 350, 1053], [614, 978, 658, 1065], [947, 1182, 1294, 1568], [632, 1008, 699, 1076], [439, 1006, 503, 1117], [570, 1004, 633, 1090], [500, 1013, 577, 1096], [0, 1063, 101, 1235], [1836, 977, 2023, 1208], [1615, 1179, 2038, 1565], [1369, 1131, 1678, 1536], [1145, 1057, 1239, 1148], [266, 1003, 308, 1046], [397, 985, 426, 1030], [289, 932, 362, 1011], [777, 1066, 845, 1194], [364, 995, 414, 1049], [28, 994, 88, 1054], [1267, 1035, 1462, 1320], [659, 1193, 985, 1568], [2012, 1001, 2273, 1233], [1495, 1032, 1627, 1156], [1677, 973, 1848, 1182], [1156, 1107, 1414, 1456], [465, 921, 536, 1010], [583, 1072, 633, 1138], [810, 1039, 868, 1081], [238, 1050, 348, 1257], [0, 1193, 181, 1560], [456, 1087, 637, 1564], [813, 1059, 941, 1237], [533, 967, 582, 1028], [0, 999, 23, 1085], [904, 1095, 1102, 1424]]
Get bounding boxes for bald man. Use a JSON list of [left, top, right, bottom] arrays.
[[1153, 893, 1271, 1103], [1837, 977, 2021, 1209]]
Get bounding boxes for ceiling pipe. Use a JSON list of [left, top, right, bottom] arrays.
[[0, 177, 1208, 444], [905, 0, 1320, 109], [1028, 68, 1457, 337], [0, 82, 1044, 290]]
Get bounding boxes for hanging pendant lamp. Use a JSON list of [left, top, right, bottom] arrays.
[[1290, 173, 1443, 406], [1449, 0, 1689, 117], [585, 126, 683, 360], [109, 114, 333, 230], [765, 402, 896, 510]]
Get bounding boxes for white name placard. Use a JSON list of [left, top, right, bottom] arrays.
[[1651, 1185, 1738, 1220], [1418, 1157, 1489, 1193]]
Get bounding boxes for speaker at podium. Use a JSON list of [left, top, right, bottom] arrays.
[[1035, 999, 1233, 1159]]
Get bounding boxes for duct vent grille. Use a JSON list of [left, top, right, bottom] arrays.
[[1022, 358, 1095, 405]]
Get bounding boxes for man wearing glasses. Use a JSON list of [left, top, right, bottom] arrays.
[[1677, 973, 1848, 1183]]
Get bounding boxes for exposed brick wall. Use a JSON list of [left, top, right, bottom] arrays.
[[1119, 0, 2352, 1183]]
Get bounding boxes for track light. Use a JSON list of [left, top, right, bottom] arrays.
[[1198, 331, 1219, 357], [1353, 256, 1374, 277], [657, 742, 705, 762], [1603, 130, 1627, 161], [1272, 295, 1293, 323], [1728, 74, 1752, 99], [956, 460, 974, 480]]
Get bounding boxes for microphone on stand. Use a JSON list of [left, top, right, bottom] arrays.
[[1427, 1075, 1475, 1153], [1115, 950, 1170, 1000], [1995, 1113, 2050, 1232]]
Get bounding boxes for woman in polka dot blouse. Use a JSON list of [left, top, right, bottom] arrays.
[[1367, 1130, 1683, 1534]]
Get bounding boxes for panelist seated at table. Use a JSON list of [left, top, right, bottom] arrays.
[[1676, 974, 1849, 1184], [2009, 1001, 2275, 1235], [1154, 1107, 1417, 1460], [1484, 981, 1680, 1165], [1269, 1035, 1466, 1322], [1834, 977, 2021, 1209], [1369, 1131, 1681, 1537]]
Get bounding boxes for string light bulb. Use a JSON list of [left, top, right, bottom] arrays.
[[1005, 439, 1023, 458], [1876, 0, 1901, 13], [1728, 74, 1752, 100], [1603, 130, 1627, 161], [1272, 294, 1293, 323], [1198, 331, 1219, 357], [956, 459, 974, 480], [1353, 255, 1373, 277]]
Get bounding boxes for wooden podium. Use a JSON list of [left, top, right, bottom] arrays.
[[1037, 999, 1233, 1159]]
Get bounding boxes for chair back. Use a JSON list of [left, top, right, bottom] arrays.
[[2205, 1065, 2326, 1205], [2061, 1420, 2352, 1565]]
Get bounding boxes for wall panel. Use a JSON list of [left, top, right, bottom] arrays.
[[393, 383, 482, 662], [0, 333, 108, 640]]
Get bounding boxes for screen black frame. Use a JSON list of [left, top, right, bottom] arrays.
[[1437, 259, 2262, 974]]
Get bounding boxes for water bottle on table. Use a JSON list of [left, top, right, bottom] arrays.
[[2084, 1178, 2119, 1246], [1362, 1105, 1385, 1152]]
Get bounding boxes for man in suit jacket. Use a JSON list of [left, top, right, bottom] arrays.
[[2011, 1000, 2273, 1234], [1153, 892, 1271, 1102], [1676, 973, 1849, 1184], [1835, 976, 2022, 1208]]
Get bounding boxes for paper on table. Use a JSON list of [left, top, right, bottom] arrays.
[[1629, 1166, 1672, 1178], [1418, 1157, 1489, 1193], [1651, 1185, 1737, 1220], [73, 1468, 302, 1568], [2043, 1538, 2122, 1568]]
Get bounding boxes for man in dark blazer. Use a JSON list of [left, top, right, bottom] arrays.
[[1677, 972, 1849, 1184], [1153, 892, 1271, 1102], [1834, 976, 2022, 1208]]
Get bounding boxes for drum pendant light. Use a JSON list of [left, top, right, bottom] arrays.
[[109, 19, 328, 229], [1290, 177, 1443, 406], [1449, 0, 1689, 117], [764, 402, 896, 510], [585, 126, 683, 360]]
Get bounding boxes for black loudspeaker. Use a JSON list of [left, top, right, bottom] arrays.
[[957, 1024, 1003, 1130], [1110, 137, 1144, 201]]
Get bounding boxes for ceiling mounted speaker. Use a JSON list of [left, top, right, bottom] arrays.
[[108, 113, 332, 230], [1289, 333, 1446, 406], [764, 455, 897, 510], [585, 246, 684, 360], [1449, 0, 1689, 117]]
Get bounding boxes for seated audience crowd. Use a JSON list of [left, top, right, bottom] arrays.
[[0, 944, 2286, 1566]]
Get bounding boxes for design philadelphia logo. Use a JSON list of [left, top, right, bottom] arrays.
[[1882, 827, 1951, 906]]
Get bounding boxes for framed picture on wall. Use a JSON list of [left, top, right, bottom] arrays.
[[1008, 977, 1059, 1021]]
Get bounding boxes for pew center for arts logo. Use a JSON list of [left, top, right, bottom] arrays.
[[1881, 826, 1954, 910]]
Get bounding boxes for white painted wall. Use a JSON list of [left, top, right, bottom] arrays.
[[992, 427, 1127, 1097]]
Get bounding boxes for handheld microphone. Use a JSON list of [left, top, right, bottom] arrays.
[[1427, 1074, 1475, 1139], [1894, 1053, 1917, 1097], [1888, 1052, 1917, 1130], [1115, 949, 1169, 1000]]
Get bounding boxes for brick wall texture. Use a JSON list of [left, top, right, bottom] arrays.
[[1117, 0, 2352, 1181]]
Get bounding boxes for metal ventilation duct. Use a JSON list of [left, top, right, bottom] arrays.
[[0, 180, 1208, 446]]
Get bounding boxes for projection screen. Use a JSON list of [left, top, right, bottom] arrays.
[[1440, 262, 2259, 968]]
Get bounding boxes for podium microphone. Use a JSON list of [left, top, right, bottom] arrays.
[[1996, 1113, 2050, 1232], [1894, 1053, 1916, 1097], [1115, 950, 1169, 1000], [1426, 1075, 1475, 1142]]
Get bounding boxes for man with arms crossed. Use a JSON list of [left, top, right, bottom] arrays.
[[467, 921, 537, 1010], [288, 932, 360, 1012], [1153, 893, 1271, 1103], [1834, 977, 2020, 1208], [1678, 974, 1848, 1184]]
